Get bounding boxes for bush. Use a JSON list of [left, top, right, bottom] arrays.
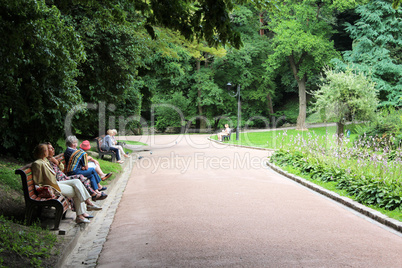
[[355, 107, 402, 149]]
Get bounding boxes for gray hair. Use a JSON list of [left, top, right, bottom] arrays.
[[66, 135, 78, 147]]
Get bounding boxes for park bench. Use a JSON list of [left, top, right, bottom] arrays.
[[94, 137, 116, 162], [222, 128, 233, 141], [15, 154, 70, 231]]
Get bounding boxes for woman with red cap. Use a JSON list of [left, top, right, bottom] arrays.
[[80, 140, 112, 181]]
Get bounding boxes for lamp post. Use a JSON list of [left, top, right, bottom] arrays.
[[226, 82, 241, 141]]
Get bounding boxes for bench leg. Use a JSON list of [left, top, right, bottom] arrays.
[[25, 205, 35, 226], [52, 206, 64, 231]]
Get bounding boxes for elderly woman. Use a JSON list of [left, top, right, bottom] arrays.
[[111, 129, 130, 158], [46, 142, 106, 204], [64, 135, 106, 191], [102, 130, 123, 164], [32, 144, 93, 224]]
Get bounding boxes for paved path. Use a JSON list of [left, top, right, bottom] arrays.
[[95, 134, 401, 267]]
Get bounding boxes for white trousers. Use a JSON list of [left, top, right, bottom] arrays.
[[58, 179, 90, 215], [112, 145, 125, 157]]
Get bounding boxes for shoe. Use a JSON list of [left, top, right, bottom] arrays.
[[87, 204, 102, 211], [83, 214, 94, 219], [92, 192, 108, 201], [76, 217, 90, 224], [117, 160, 124, 164], [101, 172, 113, 181], [99, 186, 107, 191]]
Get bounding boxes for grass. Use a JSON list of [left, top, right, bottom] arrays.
[[0, 215, 60, 268], [0, 159, 25, 192], [213, 125, 359, 149], [118, 140, 148, 146]]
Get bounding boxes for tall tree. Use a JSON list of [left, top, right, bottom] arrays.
[[332, 0, 402, 107], [264, 0, 348, 130]]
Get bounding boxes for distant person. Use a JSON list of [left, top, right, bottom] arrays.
[[217, 124, 231, 142], [102, 130, 123, 164], [111, 129, 130, 158]]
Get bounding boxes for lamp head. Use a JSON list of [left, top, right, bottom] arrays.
[[226, 82, 232, 92]]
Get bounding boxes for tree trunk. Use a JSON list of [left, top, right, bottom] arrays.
[[289, 54, 307, 131], [296, 78, 307, 130], [336, 121, 344, 144], [196, 59, 206, 132], [266, 94, 274, 126]]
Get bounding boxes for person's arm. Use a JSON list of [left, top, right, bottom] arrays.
[[78, 152, 88, 170], [87, 155, 99, 166]]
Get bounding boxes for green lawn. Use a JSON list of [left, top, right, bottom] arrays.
[[214, 126, 358, 149]]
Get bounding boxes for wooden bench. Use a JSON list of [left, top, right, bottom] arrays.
[[94, 137, 116, 162], [15, 154, 70, 231], [223, 128, 233, 141]]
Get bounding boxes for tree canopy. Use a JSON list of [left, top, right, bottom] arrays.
[[1, 0, 400, 159]]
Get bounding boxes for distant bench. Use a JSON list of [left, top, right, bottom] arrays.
[[94, 137, 116, 162], [223, 128, 233, 141], [15, 154, 69, 231]]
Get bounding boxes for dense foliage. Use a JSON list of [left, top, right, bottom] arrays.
[[0, 0, 85, 159], [311, 68, 379, 137], [332, 0, 402, 107], [0, 0, 401, 159]]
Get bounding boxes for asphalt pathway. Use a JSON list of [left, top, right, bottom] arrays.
[[97, 134, 402, 267]]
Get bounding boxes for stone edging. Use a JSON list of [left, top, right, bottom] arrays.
[[266, 160, 402, 233]]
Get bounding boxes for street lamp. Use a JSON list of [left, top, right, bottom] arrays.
[[226, 82, 241, 141]]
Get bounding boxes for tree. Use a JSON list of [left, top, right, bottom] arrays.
[[214, 4, 274, 129], [264, 0, 365, 130], [332, 0, 402, 107], [311, 68, 379, 139], [0, 0, 84, 159]]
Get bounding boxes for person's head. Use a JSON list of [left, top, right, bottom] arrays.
[[112, 129, 118, 135], [80, 140, 91, 151], [46, 142, 55, 157], [33, 143, 48, 160], [225, 124, 229, 128], [66, 135, 78, 148], [107, 129, 114, 136]]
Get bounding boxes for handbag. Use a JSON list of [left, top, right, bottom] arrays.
[[36, 186, 56, 199], [36, 185, 61, 199]]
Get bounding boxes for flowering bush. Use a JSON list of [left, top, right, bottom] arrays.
[[269, 131, 402, 210]]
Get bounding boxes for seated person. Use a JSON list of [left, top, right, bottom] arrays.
[[32, 143, 93, 224], [79, 140, 112, 181], [64, 135, 106, 192], [217, 124, 231, 141], [111, 129, 130, 158], [102, 130, 123, 164], [46, 142, 107, 203]]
